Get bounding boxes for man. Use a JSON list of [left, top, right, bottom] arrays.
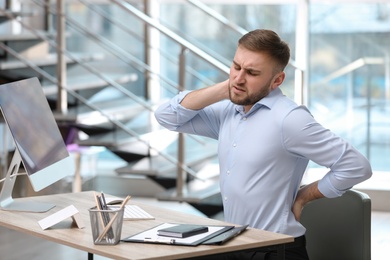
[[154, 29, 372, 259]]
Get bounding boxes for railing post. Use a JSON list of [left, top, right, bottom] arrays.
[[56, 0, 67, 113], [366, 68, 372, 160], [44, 0, 50, 31], [385, 52, 390, 99], [1, 125, 8, 179], [143, 0, 150, 100], [294, 69, 304, 105], [176, 47, 188, 197], [295, 0, 309, 106]]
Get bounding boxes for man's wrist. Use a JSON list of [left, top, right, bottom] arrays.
[[298, 181, 324, 207]]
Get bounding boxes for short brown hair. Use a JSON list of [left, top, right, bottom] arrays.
[[238, 29, 290, 72]]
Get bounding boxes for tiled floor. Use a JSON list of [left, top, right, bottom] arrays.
[[371, 211, 390, 260]]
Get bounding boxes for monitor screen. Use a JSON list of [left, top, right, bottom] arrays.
[[0, 77, 74, 212]]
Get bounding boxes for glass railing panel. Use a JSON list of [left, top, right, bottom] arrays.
[[308, 2, 390, 172], [61, 1, 148, 99]]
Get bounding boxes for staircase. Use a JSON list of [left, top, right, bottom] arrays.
[[0, 0, 230, 217]]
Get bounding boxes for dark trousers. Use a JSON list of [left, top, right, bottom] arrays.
[[191, 236, 309, 260]]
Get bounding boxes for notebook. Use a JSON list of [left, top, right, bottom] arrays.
[[157, 224, 208, 238]]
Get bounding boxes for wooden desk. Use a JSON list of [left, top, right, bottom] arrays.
[[0, 191, 293, 259]]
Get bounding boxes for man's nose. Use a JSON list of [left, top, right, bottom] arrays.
[[235, 70, 246, 84]]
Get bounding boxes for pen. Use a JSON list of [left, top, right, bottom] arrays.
[[144, 237, 176, 244], [96, 195, 131, 242], [99, 192, 114, 240]]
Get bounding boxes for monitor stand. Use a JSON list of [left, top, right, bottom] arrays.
[[0, 149, 55, 212]]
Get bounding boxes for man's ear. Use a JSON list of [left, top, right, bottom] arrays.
[[271, 72, 285, 90]]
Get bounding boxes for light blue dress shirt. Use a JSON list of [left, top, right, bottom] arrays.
[[154, 87, 372, 237]]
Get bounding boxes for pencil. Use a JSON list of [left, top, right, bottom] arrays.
[[93, 192, 106, 230], [96, 195, 131, 242]]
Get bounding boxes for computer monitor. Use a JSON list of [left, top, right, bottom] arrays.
[[0, 77, 74, 212]]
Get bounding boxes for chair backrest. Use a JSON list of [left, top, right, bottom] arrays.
[[300, 189, 371, 260]]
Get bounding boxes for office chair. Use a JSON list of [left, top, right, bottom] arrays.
[[300, 189, 371, 260]]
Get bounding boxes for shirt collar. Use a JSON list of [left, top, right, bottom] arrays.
[[234, 88, 283, 114]]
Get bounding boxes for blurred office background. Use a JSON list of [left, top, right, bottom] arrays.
[[0, 0, 389, 259]]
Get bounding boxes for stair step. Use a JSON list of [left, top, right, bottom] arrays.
[[69, 123, 114, 136], [104, 128, 177, 163], [75, 113, 159, 146], [76, 125, 161, 147], [115, 138, 218, 176], [53, 96, 149, 123], [42, 73, 138, 96], [0, 10, 34, 23], [0, 31, 53, 42], [0, 52, 104, 70], [156, 178, 221, 205]]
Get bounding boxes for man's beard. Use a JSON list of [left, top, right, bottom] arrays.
[[228, 80, 272, 106]]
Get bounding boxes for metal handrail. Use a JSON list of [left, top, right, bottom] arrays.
[[113, 0, 230, 76], [312, 57, 385, 87], [186, 0, 248, 35], [184, 0, 304, 72]]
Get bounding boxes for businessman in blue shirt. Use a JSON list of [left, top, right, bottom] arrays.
[[155, 29, 372, 260]]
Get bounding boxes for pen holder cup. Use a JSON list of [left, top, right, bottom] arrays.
[[89, 207, 124, 245]]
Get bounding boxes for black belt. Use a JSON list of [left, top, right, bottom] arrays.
[[285, 235, 306, 249]]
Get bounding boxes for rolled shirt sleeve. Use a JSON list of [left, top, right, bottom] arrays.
[[282, 106, 372, 198], [318, 148, 372, 198], [154, 91, 197, 131], [155, 90, 221, 139]]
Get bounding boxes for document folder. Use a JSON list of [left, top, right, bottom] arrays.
[[122, 223, 234, 246], [201, 224, 248, 245]]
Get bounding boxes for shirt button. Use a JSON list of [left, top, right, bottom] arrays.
[[233, 143, 236, 147], [227, 170, 230, 175], [243, 117, 247, 121], [224, 196, 228, 201]]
